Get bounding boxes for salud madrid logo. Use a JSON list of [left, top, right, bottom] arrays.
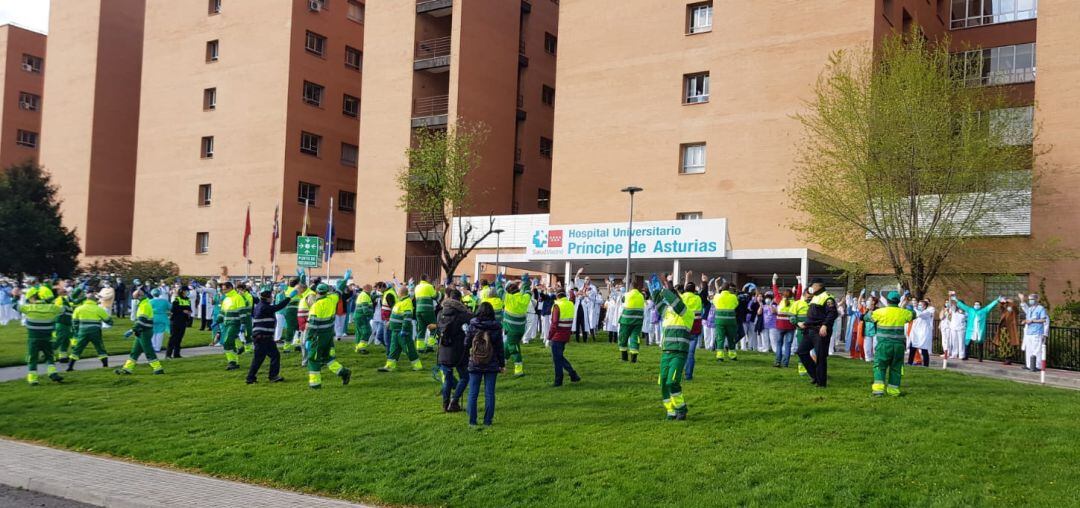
[[532, 229, 564, 250]]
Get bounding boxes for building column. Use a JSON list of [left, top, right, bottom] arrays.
[[473, 259, 481, 285], [800, 251, 810, 287], [672, 259, 681, 286], [564, 261, 571, 289]]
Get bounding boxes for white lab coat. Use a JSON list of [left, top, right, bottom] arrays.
[[949, 309, 968, 359], [910, 306, 935, 350]]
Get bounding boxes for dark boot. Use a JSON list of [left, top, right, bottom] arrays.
[[621, 351, 628, 362], [66, 360, 76, 372], [448, 400, 462, 412], [631, 353, 638, 363], [340, 368, 352, 385], [101, 357, 109, 368], [443, 398, 451, 412], [49, 373, 64, 383]]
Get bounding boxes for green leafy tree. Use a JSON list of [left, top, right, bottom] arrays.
[[82, 258, 180, 284], [397, 121, 494, 280], [791, 31, 1042, 298], [0, 162, 81, 278]]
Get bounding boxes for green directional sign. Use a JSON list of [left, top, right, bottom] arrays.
[[296, 236, 322, 268]]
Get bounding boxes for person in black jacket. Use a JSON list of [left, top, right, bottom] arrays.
[[464, 302, 505, 427], [437, 289, 472, 412], [246, 286, 290, 384], [165, 287, 192, 358]]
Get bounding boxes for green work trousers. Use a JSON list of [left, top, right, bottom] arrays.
[[388, 325, 419, 362], [618, 322, 642, 352]]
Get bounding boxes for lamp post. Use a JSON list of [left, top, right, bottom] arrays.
[[493, 228, 506, 280], [620, 186, 643, 285]]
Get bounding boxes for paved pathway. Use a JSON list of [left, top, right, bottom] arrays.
[[926, 355, 1080, 390], [0, 347, 221, 383], [0, 439, 372, 508]]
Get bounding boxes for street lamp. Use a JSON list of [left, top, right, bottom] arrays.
[[493, 228, 506, 280], [620, 186, 643, 285]]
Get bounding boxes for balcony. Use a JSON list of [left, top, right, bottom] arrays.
[[964, 68, 1036, 87], [417, 0, 452, 16], [414, 36, 451, 72], [406, 210, 446, 242], [411, 94, 449, 128]]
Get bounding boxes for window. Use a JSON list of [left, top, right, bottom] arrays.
[[541, 85, 555, 106], [345, 46, 362, 70], [539, 137, 553, 158], [951, 0, 1037, 29], [680, 143, 706, 174], [15, 130, 38, 148], [990, 106, 1034, 146], [305, 31, 327, 56], [198, 184, 212, 206], [340, 143, 358, 167], [347, 0, 364, 23], [206, 40, 219, 62], [196, 232, 210, 254], [208, 0, 222, 14], [544, 33, 557, 55], [298, 181, 319, 206], [21, 54, 43, 73], [335, 238, 355, 252], [18, 92, 41, 111], [684, 72, 710, 104], [201, 136, 215, 158], [883, 0, 895, 23], [676, 212, 703, 220], [300, 132, 322, 156], [687, 2, 713, 34], [957, 43, 1036, 86], [303, 81, 324, 106], [342, 94, 360, 117], [537, 188, 551, 210], [338, 190, 356, 212], [203, 87, 217, 110]]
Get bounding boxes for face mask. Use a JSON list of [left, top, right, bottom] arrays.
[[765, 298, 773, 304], [1006, 306, 1013, 312], [806, 286, 815, 295], [917, 304, 926, 310], [1028, 299, 1036, 305], [974, 304, 981, 310]]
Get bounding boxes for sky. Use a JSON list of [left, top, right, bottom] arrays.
[[0, 0, 49, 34]]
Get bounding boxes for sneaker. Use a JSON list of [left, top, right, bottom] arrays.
[[570, 375, 581, 383], [153, 369, 165, 375], [340, 368, 352, 385], [310, 384, 322, 390], [270, 376, 285, 383], [114, 369, 130, 375], [101, 358, 109, 368], [773, 362, 781, 367], [377, 366, 394, 373], [174, 354, 183, 359], [49, 373, 64, 383], [621, 351, 628, 362], [448, 400, 462, 412], [674, 412, 687, 421], [58, 357, 69, 364], [630, 354, 638, 363], [66, 361, 76, 372], [246, 379, 256, 385], [226, 362, 239, 371]]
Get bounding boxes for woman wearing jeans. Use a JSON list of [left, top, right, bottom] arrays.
[[436, 289, 472, 412], [464, 303, 505, 427]]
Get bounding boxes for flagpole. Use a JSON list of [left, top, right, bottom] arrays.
[[244, 203, 252, 282], [326, 197, 333, 280]]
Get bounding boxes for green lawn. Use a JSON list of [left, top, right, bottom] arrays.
[[0, 318, 214, 367], [1, 337, 1078, 507]]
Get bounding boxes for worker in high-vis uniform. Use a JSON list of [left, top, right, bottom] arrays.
[[52, 286, 77, 363], [217, 281, 244, 370], [377, 282, 397, 355], [353, 284, 375, 354], [618, 281, 645, 363], [653, 277, 691, 420], [865, 291, 913, 396], [712, 282, 740, 361], [17, 287, 64, 385], [481, 277, 505, 324], [304, 283, 352, 388], [796, 279, 838, 387], [68, 293, 112, 371], [378, 286, 422, 372], [296, 280, 317, 354], [279, 279, 303, 352], [502, 274, 532, 377], [414, 276, 438, 353], [116, 288, 164, 376], [792, 291, 811, 376], [238, 283, 255, 353]]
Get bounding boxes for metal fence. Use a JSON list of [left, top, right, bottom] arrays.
[[937, 323, 1080, 372]]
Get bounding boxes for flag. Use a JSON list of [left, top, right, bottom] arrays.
[[242, 204, 252, 260], [301, 199, 310, 236], [269, 204, 280, 264], [324, 197, 335, 263]]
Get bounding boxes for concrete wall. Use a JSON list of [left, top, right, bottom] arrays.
[[550, 0, 876, 252], [131, 1, 294, 277]]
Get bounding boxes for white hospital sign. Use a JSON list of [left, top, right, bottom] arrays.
[[526, 219, 727, 260]]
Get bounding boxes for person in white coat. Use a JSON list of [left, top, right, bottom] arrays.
[[603, 280, 623, 343], [907, 299, 935, 367], [1018, 292, 1049, 371], [948, 298, 968, 360], [642, 292, 657, 345], [939, 305, 953, 359]]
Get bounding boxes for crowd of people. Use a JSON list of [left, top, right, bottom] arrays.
[[1, 268, 1052, 425]]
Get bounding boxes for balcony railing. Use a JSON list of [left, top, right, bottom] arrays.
[[411, 94, 449, 128], [416, 36, 451, 60], [964, 68, 1036, 87], [416, 0, 453, 15]]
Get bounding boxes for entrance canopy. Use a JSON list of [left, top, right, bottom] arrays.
[[474, 248, 844, 287]]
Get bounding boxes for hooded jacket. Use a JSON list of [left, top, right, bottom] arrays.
[[437, 298, 472, 367], [465, 317, 506, 373]]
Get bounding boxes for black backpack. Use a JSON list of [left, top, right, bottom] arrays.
[[470, 329, 493, 365]]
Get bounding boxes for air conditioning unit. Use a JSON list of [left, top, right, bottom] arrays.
[[21, 63, 33, 72], [309, 0, 322, 11]]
